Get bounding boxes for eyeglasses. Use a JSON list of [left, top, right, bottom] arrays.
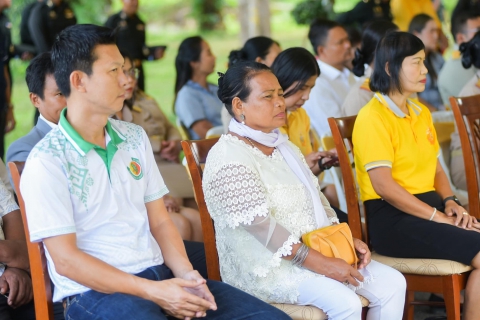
[[463, 27, 480, 35], [124, 68, 140, 79]]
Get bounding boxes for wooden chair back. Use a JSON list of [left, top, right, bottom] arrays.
[[450, 95, 480, 218], [181, 138, 221, 280], [8, 161, 54, 320], [327, 116, 367, 245]]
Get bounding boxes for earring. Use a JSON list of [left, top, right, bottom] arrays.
[[240, 114, 245, 125]]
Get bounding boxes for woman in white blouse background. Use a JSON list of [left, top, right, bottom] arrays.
[[202, 61, 406, 320]]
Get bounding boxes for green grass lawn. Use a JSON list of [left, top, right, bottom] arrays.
[[5, 0, 313, 150], [4, 0, 459, 151]]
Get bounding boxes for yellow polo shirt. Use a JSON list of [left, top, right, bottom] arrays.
[[391, 0, 441, 31], [280, 108, 319, 156], [353, 93, 440, 202]]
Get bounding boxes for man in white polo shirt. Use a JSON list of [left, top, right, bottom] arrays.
[[20, 24, 290, 320], [303, 19, 357, 137]]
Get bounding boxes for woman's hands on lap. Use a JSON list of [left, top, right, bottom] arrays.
[[304, 250, 364, 286], [321, 257, 364, 286], [433, 203, 480, 232], [354, 238, 371, 269], [444, 202, 480, 231]]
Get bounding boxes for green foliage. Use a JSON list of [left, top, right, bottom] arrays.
[[69, 0, 111, 25], [193, 0, 224, 31], [291, 0, 335, 25]]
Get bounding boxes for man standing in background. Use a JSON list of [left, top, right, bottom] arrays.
[[27, 0, 76, 124], [105, 0, 165, 91]]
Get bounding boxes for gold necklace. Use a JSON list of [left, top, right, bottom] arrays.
[[244, 136, 256, 148]]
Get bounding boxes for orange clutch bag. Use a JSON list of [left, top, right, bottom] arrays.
[[302, 222, 358, 267]]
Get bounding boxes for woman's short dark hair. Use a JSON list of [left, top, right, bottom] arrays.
[[217, 61, 271, 116], [408, 14, 433, 34], [460, 30, 480, 68], [352, 21, 398, 77], [174, 36, 203, 95], [270, 47, 319, 98], [228, 36, 279, 67], [51, 24, 116, 97], [370, 32, 425, 95]]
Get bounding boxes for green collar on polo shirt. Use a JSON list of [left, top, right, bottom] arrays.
[[59, 108, 125, 155], [374, 93, 422, 118]]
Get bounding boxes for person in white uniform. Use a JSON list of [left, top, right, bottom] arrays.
[[204, 60, 406, 320], [303, 19, 357, 137]]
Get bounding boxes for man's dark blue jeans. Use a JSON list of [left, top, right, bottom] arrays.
[[63, 264, 291, 320]]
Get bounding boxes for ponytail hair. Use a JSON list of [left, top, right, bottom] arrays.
[[217, 61, 271, 116], [352, 21, 398, 77], [228, 36, 279, 67]]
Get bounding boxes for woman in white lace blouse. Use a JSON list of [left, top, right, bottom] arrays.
[[203, 61, 406, 320]]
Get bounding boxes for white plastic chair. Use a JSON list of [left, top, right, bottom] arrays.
[[205, 126, 224, 139]]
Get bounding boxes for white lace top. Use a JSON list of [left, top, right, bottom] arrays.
[[203, 134, 339, 303]]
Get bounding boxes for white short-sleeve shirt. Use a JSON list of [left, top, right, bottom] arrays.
[[20, 109, 168, 302], [0, 160, 20, 276], [303, 60, 357, 137]]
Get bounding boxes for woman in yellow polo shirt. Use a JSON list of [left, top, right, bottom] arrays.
[[270, 47, 333, 172], [270, 47, 346, 219], [353, 31, 480, 319]]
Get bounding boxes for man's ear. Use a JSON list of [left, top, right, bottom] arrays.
[[29, 93, 40, 108], [384, 62, 391, 76], [316, 45, 324, 57], [456, 32, 466, 45], [231, 97, 243, 118], [70, 71, 87, 94], [254, 56, 262, 63]]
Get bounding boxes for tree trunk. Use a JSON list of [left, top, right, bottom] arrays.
[[239, 0, 271, 43], [198, 0, 223, 31]]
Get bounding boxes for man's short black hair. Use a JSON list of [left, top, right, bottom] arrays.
[[26, 52, 54, 100], [308, 19, 342, 55], [370, 32, 425, 95], [451, 11, 480, 42], [51, 24, 116, 97]]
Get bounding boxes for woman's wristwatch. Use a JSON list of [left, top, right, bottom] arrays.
[[443, 195, 461, 206]]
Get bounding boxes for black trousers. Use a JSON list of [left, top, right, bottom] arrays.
[[365, 191, 480, 265], [0, 296, 35, 320]]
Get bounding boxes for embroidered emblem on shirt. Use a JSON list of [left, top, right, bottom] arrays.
[[127, 157, 143, 180], [137, 23, 145, 31], [426, 127, 435, 145]]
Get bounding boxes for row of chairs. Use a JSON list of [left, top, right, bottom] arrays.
[[180, 95, 480, 319], [9, 94, 480, 320]]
